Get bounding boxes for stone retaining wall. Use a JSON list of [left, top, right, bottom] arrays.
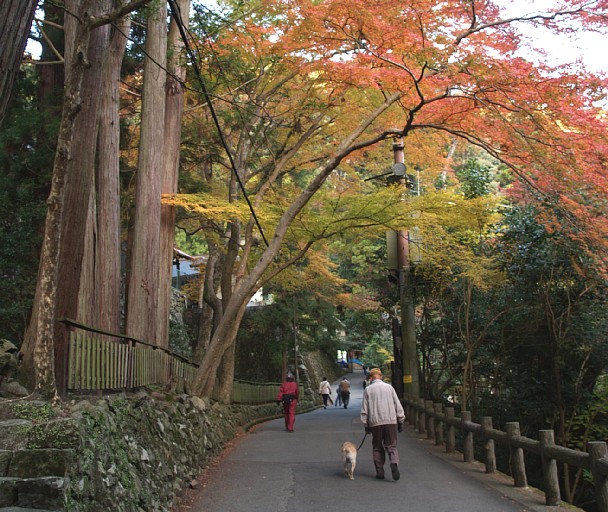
[[0, 393, 316, 512]]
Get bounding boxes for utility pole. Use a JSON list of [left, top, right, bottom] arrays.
[[388, 138, 420, 399]]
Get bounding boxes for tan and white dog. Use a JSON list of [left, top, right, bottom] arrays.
[[341, 441, 357, 480]]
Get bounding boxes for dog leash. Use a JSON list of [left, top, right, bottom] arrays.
[[357, 431, 368, 450]]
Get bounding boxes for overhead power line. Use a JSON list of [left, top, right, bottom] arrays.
[[167, 0, 270, 248]]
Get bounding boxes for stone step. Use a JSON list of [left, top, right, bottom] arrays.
[[0, 477, 66, 511], [0, 508, 60, 512], [0, 417, 79, 452], [0, 421, 32, 451], [7, 449, 74, 479]]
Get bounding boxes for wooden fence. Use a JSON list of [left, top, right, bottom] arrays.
[[65, 320, 197, 391], [212, 380, 281, 404], [403, 396, 608, 512], [62, 319, 280, 404]]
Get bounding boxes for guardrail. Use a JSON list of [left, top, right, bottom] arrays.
[[403, 396, 608, 512]]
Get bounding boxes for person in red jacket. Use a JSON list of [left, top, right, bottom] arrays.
[[277, 371, 299, 432]]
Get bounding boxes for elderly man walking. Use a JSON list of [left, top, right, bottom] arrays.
[[360, 368, 406, 481]]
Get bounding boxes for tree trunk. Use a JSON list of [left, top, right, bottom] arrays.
[[26, 1, 98, 398], [460, 279, 473, 410], [97, 2, 131, 336], [196, 298, 248, 399], [0, 0, 37, 125], [79, 189, 98, 326], [194, 248, 222, 362], [125, 3, 167, 344], [158, 0, 191, 347], [52, 0, 109, 395], [216, 338, 236, 404]]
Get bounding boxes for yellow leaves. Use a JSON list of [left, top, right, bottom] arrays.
[[267, 246, 346, 296], [411, 189, 506, 291], [162, 193, 252, 223], [415, 190, 501, 231], [334, 292, 380, 311]]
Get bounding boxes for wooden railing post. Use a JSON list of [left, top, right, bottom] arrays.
[[434, 403, 444, 446], [418, 398, 426, 435], [481, 417, 496, 474], [462, 411, 474, 462], [425, 400, 434, 440], [403, 396, 411, 423], [588, 441, 608, 512], [539, 430, 560, 505], [445, 406, 455, 453], [506, 422, 528, 488], [410, 396, 417, 427]]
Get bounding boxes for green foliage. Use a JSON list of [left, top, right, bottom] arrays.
[[453, 158, 492, 199], [235, 290, 346, 381], [568, 375, 608, 451], [174, 229, 207, 256], [0, 68, 56, 344], [361, 330, 394, 369]]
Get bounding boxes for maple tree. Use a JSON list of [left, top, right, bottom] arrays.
[[170, 0, 608, 400]]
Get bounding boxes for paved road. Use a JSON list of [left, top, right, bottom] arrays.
[[180, 371, 569, 512]]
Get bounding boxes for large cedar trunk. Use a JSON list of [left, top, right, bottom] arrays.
[[0, 0, 37, 125], [158, 0, 191, 347], [125, 3, 167, 344], [97, 4, 131, 337], [25, 1, 99, 398], [52, 1, 109, 394]]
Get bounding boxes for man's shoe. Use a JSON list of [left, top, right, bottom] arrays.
[[390, 463, 400, 481], [375, 474, 385, 480]]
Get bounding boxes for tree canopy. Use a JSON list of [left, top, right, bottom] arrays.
[[1, 0, 606, 412]]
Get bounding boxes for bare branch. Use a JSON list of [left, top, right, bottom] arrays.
[[90, 0, 152, 29], [455, 4, 593, 45]]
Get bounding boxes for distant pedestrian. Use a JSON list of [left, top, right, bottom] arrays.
[[339, 376, 351, 409], [277, 372, 299, 432], [360, 368, 405, 481], [319, 377, 333, 408], [335, 385, 342, 407]]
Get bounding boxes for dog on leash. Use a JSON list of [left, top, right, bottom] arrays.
[[341, 441, 357, 480]]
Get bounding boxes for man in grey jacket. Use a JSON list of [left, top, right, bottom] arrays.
[[360, 368, 406, 480]]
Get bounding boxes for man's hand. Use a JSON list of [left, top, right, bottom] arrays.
[[365, 425, 372, 434], [397, 422, 403, 433]]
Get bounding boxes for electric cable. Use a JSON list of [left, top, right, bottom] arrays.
[[167, 0, 270, 247]]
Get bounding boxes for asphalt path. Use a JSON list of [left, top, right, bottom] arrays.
[[181, 370, 571, 512]]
